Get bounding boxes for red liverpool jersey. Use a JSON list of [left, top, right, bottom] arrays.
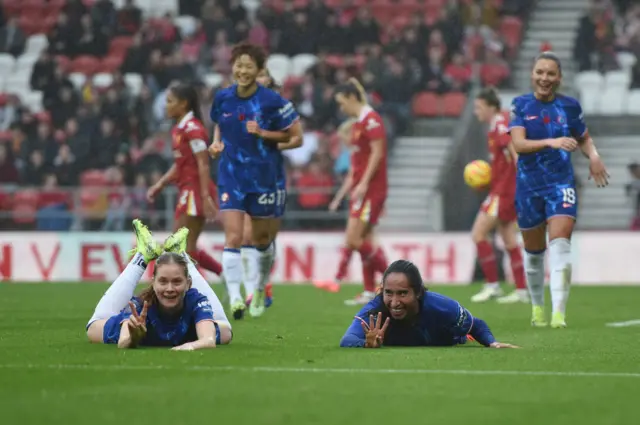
[[172, 112, 210, 190], [488, 111, 516, 196], [350, 106, 388, 196]]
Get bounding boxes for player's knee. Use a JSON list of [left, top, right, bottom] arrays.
[[471, 230, 487, 244], [524, 249, 545, 272], [345, 235, 362, 251], [548, 238, 571, 270], [225, 232, 243, 248], [86, 321, 104, 344], [217, 321, 233, 345]]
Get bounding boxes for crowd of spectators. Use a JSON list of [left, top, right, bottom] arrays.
[[0, 0, 529, 231]]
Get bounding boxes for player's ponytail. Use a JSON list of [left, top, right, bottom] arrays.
[[335, 78, 368, 104], [169, 82, 204, 123]]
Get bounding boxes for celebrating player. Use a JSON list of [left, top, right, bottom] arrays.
[[242, 69, 302, 311], [509, 51, 609, 328], [470, 87, 529, 304], [146, 82, 223, 278], [314, 79, 389, 305], [340, 260, 518, 348], [86, 220, 232, 349], [208, 43, 300, 320]]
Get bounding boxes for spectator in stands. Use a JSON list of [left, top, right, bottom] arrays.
[[626, 162, 640, 230], [349, 7, 380, 49], [93, 118, 120, 169], [574, 1, 617, 72], [317, 12, 347, 54], [202, 3, 234, 45], [445, 52, 473, 92], [102, 166, 128, 231], [92, 0, 118, 37], [30, 51, 57, 93], [65, 0, 89, 25], [0, 17, 26, 58], [278, 11, 317, 56], [76, 14, 109, 57], [0, 144, 19, 184], [23, 150, 46, 186], [117, 0, 143, 35], [121, 33, 150, 74], [0, 94, 17, 132], [377, 59, 414, 136], [52, 144, 79, 186]]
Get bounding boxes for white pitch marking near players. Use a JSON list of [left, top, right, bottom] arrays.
[[606, 319, 640, 327], [1, 364, 640, 379]]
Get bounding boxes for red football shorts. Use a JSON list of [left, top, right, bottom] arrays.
[[174, 182, 217, 220], [349, 192, 386, 225], [480, 193, 516, 222]]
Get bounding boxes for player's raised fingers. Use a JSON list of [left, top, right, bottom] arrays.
[[368, 314, 375, 331], [128, 302, 139, 319], [376, 312, 383, 329], [380, 317, 390, 335], [140, 301, 149, 319]]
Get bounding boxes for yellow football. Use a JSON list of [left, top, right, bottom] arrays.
[[464, 160, 492, 189]]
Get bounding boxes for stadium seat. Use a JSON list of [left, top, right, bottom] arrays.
[[442, 92, 467, 117], [93, 73, 114, 89], [2, 0, 21, 17], [101, 55, 123, 73], [15, 53, 39, 72], [578, 87, 600, 115], [266, 54, 292, 85], [627, 89, 640, 115], [291, 54, 318, 77], [604, 70, 631, 88], [70, 56, 101, 75], [3, 74, 30, 95], [68, 72, 87, 90], [499, 16, 523, 44], [174, 15, 197, 37], [25, 34, 48, 55], [411, 91, 439, 117], [599, 88, 627, 116], [23, 91, 44, 113], [574, 70, 604, 88], [12, 189, 39, 225], [0, 54, 15, 80], [480, 63, 510, 86], [80, 170, 107, 187], [203, 73, 224, 89], [109, 36, 134, 56], [124, 73, 143, 96], [617, 52, 637, 71]]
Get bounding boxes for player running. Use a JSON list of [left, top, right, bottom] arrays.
[[314, 78, 389, 305], [86, 219, 232, 349], [470, 87, 529, 304], [340, 260, 518, 348], [146, 82, 223, 278], [242, 68, 302, 312], [509, 51, 609, 328], [208, 43, 300, 320]]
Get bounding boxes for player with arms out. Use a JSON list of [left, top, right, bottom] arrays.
[[470, 87, 529, 304], [242, 69, 302, 312], [86, 219, 232, 349], [314, 78, 388, 305], [208, 43, 300, 320], [340, 260, 518, 348], [509, 51, 609, 328], [146, 83, 223, 278]]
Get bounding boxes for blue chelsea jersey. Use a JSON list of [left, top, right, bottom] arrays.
[[103, 288, 215, 347], [508, 93, 586, 192], [210, 84, 298, 194]]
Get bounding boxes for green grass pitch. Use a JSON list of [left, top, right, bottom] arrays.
[[1, 283, 639, 425]]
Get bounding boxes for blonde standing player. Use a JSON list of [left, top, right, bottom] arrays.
[[470, 87, 529, 304], [314, 78, 389, 305]]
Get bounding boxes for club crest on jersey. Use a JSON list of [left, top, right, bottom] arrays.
[[221, 193, 229, 202], [365, 117, 380, 131], [556, 115, 566, 125]]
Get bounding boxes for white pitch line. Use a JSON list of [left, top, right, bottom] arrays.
[[0, 364, 639, 378], [606, 319, 640, 328]]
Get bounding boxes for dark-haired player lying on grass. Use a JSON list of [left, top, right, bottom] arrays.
[[340, 260, 519, 349]]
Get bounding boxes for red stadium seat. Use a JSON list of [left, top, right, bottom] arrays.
[[55, 55, 71, 71], [71, 56, 101, 75], [101, 55, 124, 73], [109, 36, 134, 56], [480, 63, 511, 86], [500, 16, 523, 44], [0, 130, 12, 142], [12, 189, 39, 224], [2, 0, 21, 17], [412, 91, 439, 117], [18, 15, 45, 35], [441, 92, 467, 117]]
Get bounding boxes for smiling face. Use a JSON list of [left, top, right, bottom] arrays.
[[233, 54, 260, 88], [532, 58, 561, 101], [152, 262, 191, 311], [382, 272, 420, 320]]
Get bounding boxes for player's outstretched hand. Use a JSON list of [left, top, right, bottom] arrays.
[[588, 155, 609, 187], [171, 343, 196, 351], [548, 137, 578, 152], [203, 196, 218, 222], [146, 184, 161, 203], [358, 312, 390, 348], [489, 342, 520, 349], [246, 121, 263, 137], [127, 301, 148, 345], [209, 140, 224, 159]]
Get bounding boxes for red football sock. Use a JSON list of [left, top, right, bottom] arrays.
[[507, 247, 527, 289], [476, 240, 499, 284], [357, 241, 386, 275], [372, 246, 388, 274], [362, 261, 376, 292], [335, 247, 354, 281], [189, 250, 222, 276]]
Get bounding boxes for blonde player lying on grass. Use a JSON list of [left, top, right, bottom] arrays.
[[86, 219, 232, 350]]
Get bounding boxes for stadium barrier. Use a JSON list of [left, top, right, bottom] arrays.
[[0, 232, 638, 284]]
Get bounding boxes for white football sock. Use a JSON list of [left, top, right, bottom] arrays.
[[241, 245, 260, 297], [87, 252, 146, 326], [183, 253, 229, 323], [549, 238, 572, 315], [525, 250, 546, 307], [222, 248, 243, 304], [257, 242, 275, 292]]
